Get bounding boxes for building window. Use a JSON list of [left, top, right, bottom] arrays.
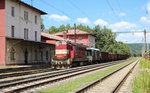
[[46, 51, 48, 61], [11, 25, 15, 37], [10, 48, 15, 61], [35, 15, 37, 24], [24, 28, 28, 40], [11, 7, 15, 17], [35, 31, 37, 41], [24, 11, 28, 20]]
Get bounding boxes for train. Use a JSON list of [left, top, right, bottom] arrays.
[[51, 40, 128, 68]]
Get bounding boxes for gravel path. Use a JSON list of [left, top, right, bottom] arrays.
[[118, 61, 139, 93], [84, 61, 138, 93]]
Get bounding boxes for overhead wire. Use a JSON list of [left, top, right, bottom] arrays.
[[106, 0, 121, 21], [68, 0, 88, 17], [116, 0, 122, 12], [39, 0, 76, 21], [116, 0, 127, 21]]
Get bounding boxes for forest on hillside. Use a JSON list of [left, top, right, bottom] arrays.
[[127, 43, 150, 56], [44, 24, 131, 56]]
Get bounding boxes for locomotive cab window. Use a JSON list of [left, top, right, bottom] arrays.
[[87, 50, 92, 56]]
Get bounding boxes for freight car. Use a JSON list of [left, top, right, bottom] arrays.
[[100, 52, 109, 62], [51, 41, 88, 68], [86, 48, 128, 63]]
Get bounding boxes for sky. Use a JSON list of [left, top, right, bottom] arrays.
[[22, 0, 150, 43]]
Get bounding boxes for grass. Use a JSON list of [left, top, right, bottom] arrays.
[[133, 58, 150, 93], [38, 58, 136, 93]]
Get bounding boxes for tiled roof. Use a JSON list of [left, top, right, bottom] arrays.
[[54, 29, 90, 35], [41, 32, 65, 41]]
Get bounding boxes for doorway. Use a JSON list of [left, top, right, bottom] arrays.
[[24, 48, 28, 65]]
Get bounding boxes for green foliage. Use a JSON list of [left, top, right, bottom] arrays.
[[45, 24, 131, 55], [127, 43, 150, 56], [45, 24, 92, 34], [46, 26, 59, 34], [133, 59, 150, 93], [40, 18, 45, 31], [93, 25, 131, 55], [76, 24, 93, 32]]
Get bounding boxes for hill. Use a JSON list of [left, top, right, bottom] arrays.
[[127, 43, 150, 56]]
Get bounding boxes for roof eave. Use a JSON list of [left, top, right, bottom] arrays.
[[20, 1, 47, 15]]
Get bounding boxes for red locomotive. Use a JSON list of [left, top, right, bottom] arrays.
[[51, 41, 88, 68]]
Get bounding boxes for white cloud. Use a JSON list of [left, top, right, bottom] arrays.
[[110, 21, 136, 30], [116, 33, 144, 43], [118, 12, 126, 16], [94, 19, 109, 26], [139, 1, 150, 24], [140, 16, 150, 24], [76, 17, 90, 24], [49, 14, 70, 21], [147, 2, 150, 13]]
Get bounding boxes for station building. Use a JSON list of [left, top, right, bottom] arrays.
[[0, 0, 55, 65], [54, 29, 96, 48]]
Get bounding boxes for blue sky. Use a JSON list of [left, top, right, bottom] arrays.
[[22, 0, 150, 43]]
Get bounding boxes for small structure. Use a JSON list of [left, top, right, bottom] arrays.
[[54, 29, 96, 48], [0, 0, 54, 65], [41, 32, 65, 45]]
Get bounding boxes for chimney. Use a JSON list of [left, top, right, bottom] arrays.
[[63, 31, 67, 39], [66, 29, 68, 33]]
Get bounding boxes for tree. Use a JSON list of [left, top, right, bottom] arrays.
[[58, 25, 66, 32], [46, 26, 58, 34], [41, 18, 45, 32], [93, 25, 116, 52], [93, 25, 131, 55], [76, 24, 92, 32], [66, 24, 72, 30]]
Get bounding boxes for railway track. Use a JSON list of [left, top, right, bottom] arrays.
[[0, 65, 52, 73], [0, 60, 129, 93], [75, 59, 139, 93], [0, 67, 57, 79], [111, 62, 138, 93]]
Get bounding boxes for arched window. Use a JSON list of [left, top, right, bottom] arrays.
[[10, 48, 15, 61]]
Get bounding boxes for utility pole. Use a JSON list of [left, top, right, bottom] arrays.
[[116, 30, 150, 56], [144, 29, 147, 52], [74, 23, 76, 44]]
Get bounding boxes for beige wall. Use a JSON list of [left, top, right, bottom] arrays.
[[5, 0, 41, 41], [6, 39, 55, 65], [88, 35, 96, 48]]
